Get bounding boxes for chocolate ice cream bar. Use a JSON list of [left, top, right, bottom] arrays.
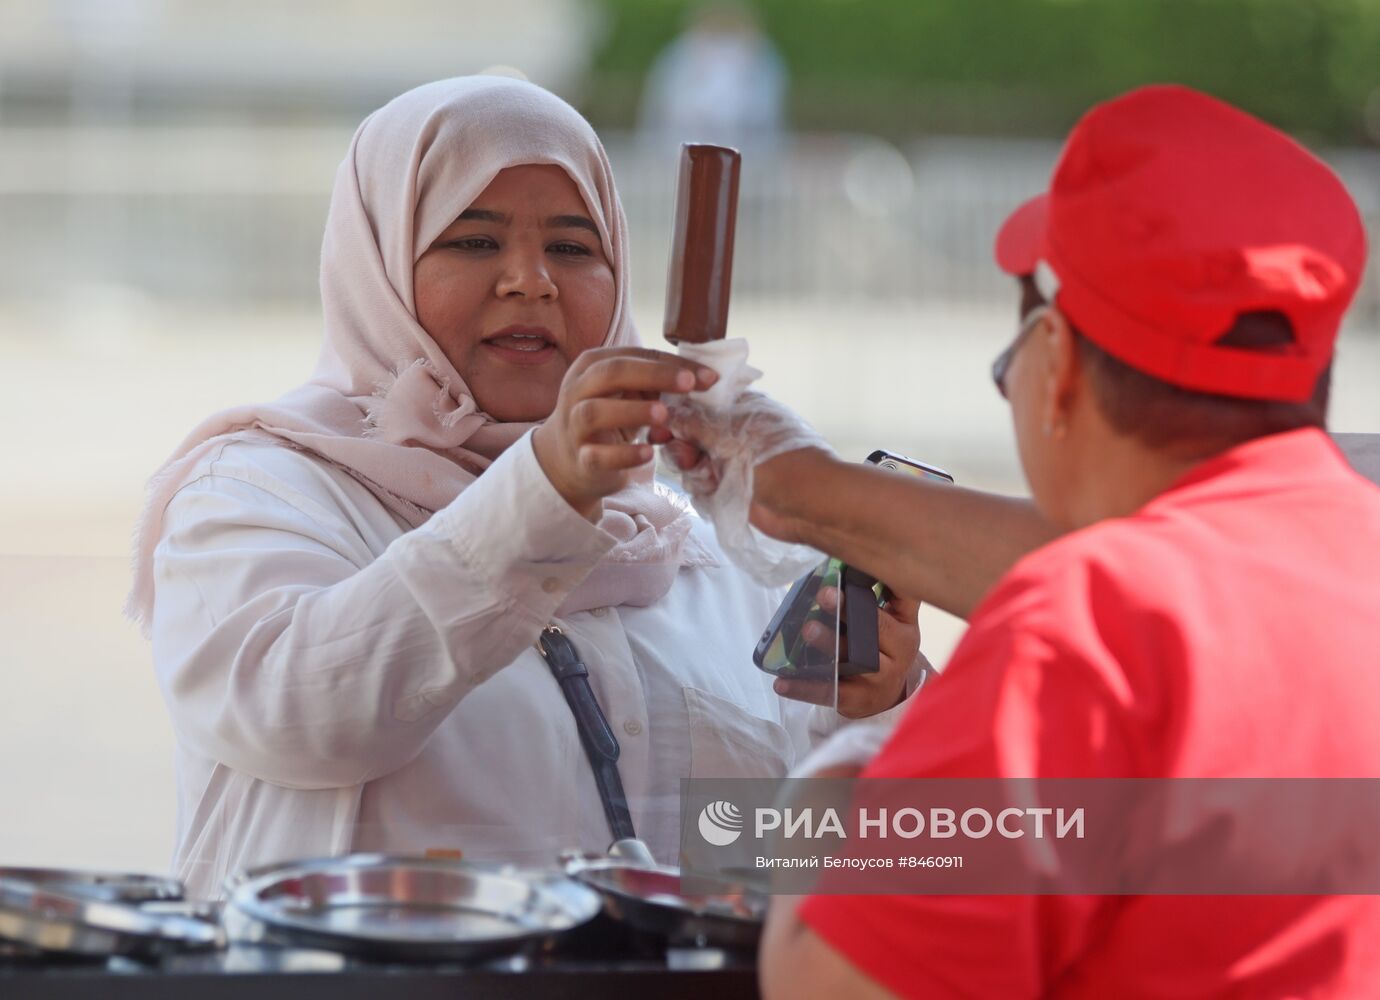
[[663, 144, 741, 345]]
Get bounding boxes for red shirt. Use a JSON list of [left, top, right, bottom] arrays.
[[800, 429, 1380, 998]]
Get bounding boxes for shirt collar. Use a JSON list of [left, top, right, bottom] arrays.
[[1149, 428, 1351, 511]]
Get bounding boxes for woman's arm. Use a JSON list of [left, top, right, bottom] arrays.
[[154, 347, 713, 791], [752, 450, 1058, 619], [153, 434, 612, 791]]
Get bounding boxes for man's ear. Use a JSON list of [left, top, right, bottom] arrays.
[[1040, 310, 1080, 438]]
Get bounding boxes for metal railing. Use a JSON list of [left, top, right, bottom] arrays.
[[0, 126, 1376, 323]]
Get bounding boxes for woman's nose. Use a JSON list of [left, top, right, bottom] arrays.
[[495, 248, 557, 300]]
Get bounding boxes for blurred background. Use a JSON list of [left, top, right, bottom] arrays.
[[2, 0, 1378, 875]]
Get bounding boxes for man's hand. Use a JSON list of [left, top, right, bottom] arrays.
[[659, 422, 837, 545]]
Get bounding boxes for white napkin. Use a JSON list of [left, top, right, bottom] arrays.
[[675, 338, 763, 408], [664, 338, 831, 586]]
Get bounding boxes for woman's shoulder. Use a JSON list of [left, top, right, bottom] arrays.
[[175, 436, 355, 503], [165, 436, 392, 542]]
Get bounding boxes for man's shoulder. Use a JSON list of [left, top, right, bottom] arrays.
[[955, 513, 1224, 683], [974, 457, 1380, 656], [981, 516, 1162, 620]]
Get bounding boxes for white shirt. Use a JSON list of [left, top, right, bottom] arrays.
[[150, 432, 895, 898]]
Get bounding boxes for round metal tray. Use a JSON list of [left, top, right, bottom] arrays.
[[0, 876, 222, 959], [0, 867, 184, 904], [570, 860, 766, 951], [223, 854, 602, 963]]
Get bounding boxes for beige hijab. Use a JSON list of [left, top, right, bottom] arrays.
[[128, 76, 710, 634]]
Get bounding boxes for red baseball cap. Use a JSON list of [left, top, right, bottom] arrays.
[[995, 84, 1368, 402]]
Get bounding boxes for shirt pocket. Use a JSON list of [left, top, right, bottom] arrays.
[[683, 686, 795, 780]]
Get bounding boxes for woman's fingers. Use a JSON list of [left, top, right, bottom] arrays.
[[533, 348, 720, 518], [768, 583, 920, 717], [803, 617, 841, 657], [882, 593, 922, 627], [773, 676, 835, 704], [570, 397, 669, 440], [578, 441, 654, 474], [612, 347, 720, 385], [573, 353, 717, 401]]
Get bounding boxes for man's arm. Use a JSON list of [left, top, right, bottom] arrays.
[[754, 449, 1059, 619]]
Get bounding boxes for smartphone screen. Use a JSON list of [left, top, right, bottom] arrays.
[[754, 557, 844, 678]]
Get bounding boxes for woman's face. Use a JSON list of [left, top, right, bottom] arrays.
[[414, 164, 616, 422]]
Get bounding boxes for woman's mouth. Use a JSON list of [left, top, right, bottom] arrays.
[[482, 327, 558, 365]]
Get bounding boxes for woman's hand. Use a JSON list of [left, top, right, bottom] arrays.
[[774, 586, 924, 719], [533, 347, 716, 519]]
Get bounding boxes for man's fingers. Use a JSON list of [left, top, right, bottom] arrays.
[[662, 400, 716, 444], [664, 439, 705, 470]]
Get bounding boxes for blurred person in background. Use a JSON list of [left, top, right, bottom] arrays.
[[667, 85, 1380, 997], [126, 76, 921, 898], [637, 0, 788, 154]]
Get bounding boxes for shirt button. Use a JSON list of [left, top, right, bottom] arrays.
[[623, 720, 643, 736], [541, 577, 560, 594], [592, 607, 608, 618]]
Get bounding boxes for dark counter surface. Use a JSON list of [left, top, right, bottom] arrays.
[[1, 925, 760, 999]]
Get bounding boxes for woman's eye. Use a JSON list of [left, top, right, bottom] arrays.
[[550, 241, 591, 257], [444, 236, 497, 252]]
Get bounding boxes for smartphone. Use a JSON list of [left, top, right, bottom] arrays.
[[751, 450, 954, 680], [864, 450, 954, 486], [858, 450, 956, 613]]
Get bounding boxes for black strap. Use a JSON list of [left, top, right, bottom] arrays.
[[537, 625, 637, 844]]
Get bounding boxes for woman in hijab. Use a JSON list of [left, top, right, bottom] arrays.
[[130, 76, 922, 897]]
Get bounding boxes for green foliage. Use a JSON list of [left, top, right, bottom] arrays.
[[586, 0, 1380, 143]]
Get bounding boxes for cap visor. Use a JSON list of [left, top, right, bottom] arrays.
[[994, 194, 1049, 276]]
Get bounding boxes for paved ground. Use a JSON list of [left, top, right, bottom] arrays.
[[3, 297, 1378, 874]]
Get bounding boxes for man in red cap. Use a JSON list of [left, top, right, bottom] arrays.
[[670, 84, 1380, 996]]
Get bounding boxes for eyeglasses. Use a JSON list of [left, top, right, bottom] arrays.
[[991, 305, 1050, 399]]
